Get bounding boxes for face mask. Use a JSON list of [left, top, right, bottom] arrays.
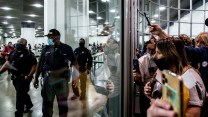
[[48, 38, 54, 45], [79, 43, 85, 48], [15, 43, 24, 51], [153, 57, 168, 71]]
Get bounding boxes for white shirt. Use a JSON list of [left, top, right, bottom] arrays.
[[138, 53, 157, 83]]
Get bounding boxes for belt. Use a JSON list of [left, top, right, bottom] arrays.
[[45, 67, 69, 78]]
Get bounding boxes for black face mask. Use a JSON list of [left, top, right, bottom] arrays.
[[153, 57, 168, 71], [79, 43, 85, 48], [15, 43, 25, 51]]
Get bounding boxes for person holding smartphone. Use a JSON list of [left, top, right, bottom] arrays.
[[144, 38, 205, 117], [133, 39, 157, 117]]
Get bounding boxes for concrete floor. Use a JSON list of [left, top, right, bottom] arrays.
[[0, 71, 108, 117]]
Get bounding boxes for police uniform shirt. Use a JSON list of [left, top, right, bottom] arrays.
[[8, 49, 37, 75], [74, 47, 92, 72], [41, 42, 75, 71]]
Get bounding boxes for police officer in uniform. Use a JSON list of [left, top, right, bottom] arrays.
[[0, 38, 37, 117], [71, 38, 92, 100], [34, 29, 78, 117]]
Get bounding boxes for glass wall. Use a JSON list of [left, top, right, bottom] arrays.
[[139, 0, 208, 43], [66, 0, 121, 117]]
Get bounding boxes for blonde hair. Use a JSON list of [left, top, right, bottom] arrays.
[[195, 32, 208, 46]]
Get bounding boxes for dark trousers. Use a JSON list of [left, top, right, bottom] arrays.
[[41, 76, 69, 117], [12, 76, 33, 117], [139, 91, 150, 117]]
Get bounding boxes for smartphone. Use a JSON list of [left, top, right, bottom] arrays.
[[133, 59, 139, 71], [162, 70, 189, 117]]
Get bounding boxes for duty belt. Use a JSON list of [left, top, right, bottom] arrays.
[[45, 67, 69, 78]]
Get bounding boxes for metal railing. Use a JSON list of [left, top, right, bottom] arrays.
[[92, 52, 104, 75]]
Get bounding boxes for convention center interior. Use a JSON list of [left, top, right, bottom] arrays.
[[0, 0, 208, 117]]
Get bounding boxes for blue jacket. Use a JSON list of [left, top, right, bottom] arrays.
[[185, 46, 208, 91]]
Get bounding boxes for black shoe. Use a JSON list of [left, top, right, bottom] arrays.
[[23, 104, 33, 113]]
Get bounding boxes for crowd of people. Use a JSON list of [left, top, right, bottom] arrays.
[[133, 24, 208, 117], [90, 42, 104, 55], [1, 23, 207, 117]]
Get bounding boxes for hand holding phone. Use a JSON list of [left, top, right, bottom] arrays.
[[162, 70, 189, 117], [133, 59, 139, 71]]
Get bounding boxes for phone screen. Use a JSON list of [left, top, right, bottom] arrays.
[[133, 59, 139, 71]]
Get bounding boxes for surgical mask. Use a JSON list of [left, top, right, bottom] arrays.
[[79, 43, 85, 48], [153, 57, 168, 71], [15, 43, 24, 51], [48, 38, 54, 45]]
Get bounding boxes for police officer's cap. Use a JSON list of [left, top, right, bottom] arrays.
[[45, 29, 60, 37]]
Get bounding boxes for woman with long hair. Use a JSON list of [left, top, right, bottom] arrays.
[[144, 38, 205, 117]]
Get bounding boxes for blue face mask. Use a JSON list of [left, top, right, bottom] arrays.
[[48, 38, 54, 45]]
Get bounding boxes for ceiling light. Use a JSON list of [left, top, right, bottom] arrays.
[[7, 25, 14, 28], [153, 14, 159, 17], [89, 10, 95, 14], [28, 14, 37, 17], [110, 9, 116, 13], [5, 16, 14, 19], [97, 17, 102, 19], [37, 27, 42, 29], [90, 25, 96, 27], [90, 21, 96, 24], [26, 20, 33, 23], [115, 16, 120, 19], [151, 20, 156, 23], [159, 6, 166, 11], [101, 0, 110, 2], [4, 33, 7, 37], [104, 22, 109, 24], [0, 7, 12, 10], [32, 4, 43, 8], [11, 29, 15, 31], [2, 21, 8, 24]]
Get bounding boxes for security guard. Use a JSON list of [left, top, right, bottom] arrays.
[[71, 38, 92, 100], [34, 29, 78, 117], [0, 38, 37, 117]]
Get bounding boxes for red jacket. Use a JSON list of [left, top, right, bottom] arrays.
[[1, 46, 15, 60]]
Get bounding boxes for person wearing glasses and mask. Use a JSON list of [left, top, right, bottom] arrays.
[[0, 38, 37, 117], [34, 29, 78, 117]]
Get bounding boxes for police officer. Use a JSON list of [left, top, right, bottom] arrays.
[[0, 38, 37, 117], [71, 38, 92, 100], [34, 29, 78, 117]]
